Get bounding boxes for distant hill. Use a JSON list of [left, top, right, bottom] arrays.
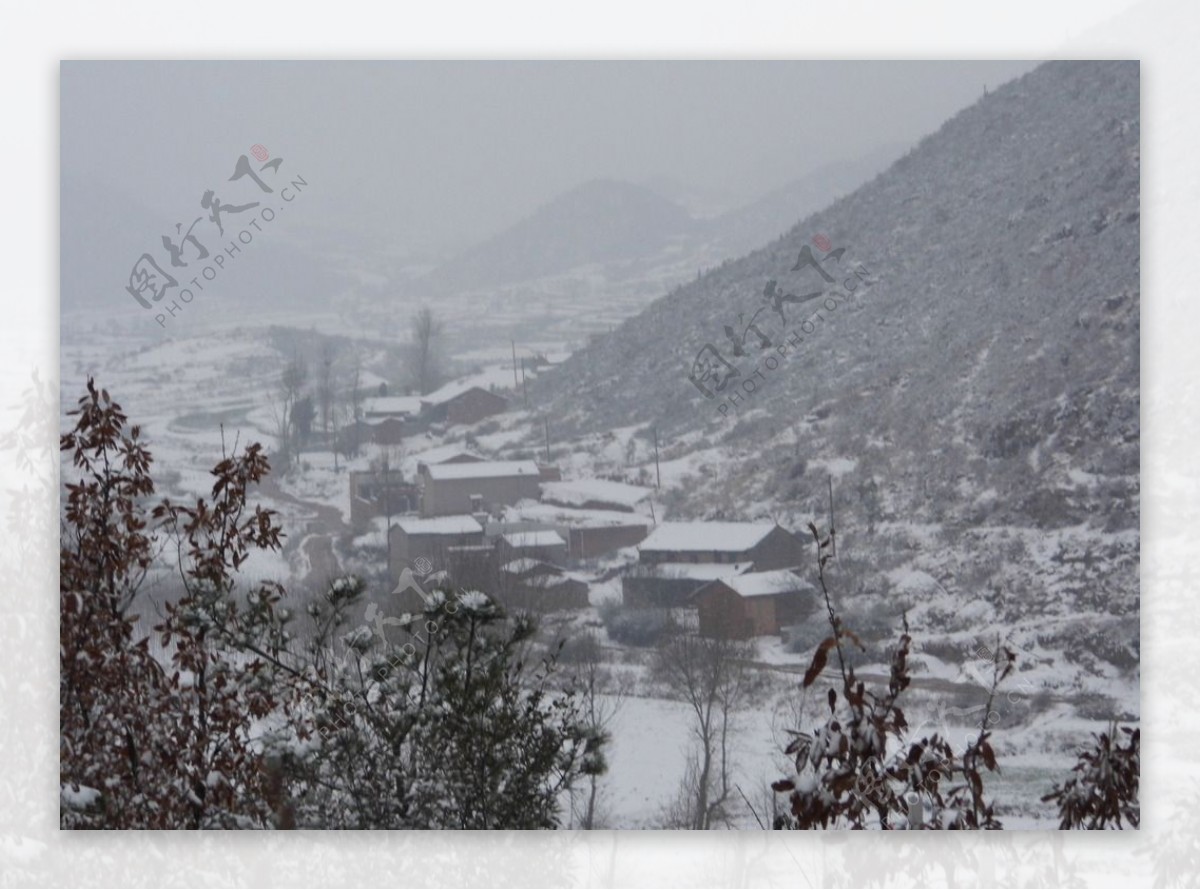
[[421, 178, 697, 293], [704, 144, 908, 257]]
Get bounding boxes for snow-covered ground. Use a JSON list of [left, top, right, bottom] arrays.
[[60, 317, 1136, 830]]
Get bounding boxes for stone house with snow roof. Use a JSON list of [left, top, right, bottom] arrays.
[[622, 521, 804, 609], [636, 521, 804, 569], [387, 515, 486, 582], [497, 529, 569, 565], [413, 448, 485, 475], [540, 479, 651, 514], [622, 560, 754, 609], [418, 459, 550, 517], [359, 395, 423, 445], [693, 570, 816, 639], [567, 522, 651, 559], [498, 558, 589, 611], [420, 382, 508, 427]]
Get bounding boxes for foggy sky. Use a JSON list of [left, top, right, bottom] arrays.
[[61, 60, 1037, 253]]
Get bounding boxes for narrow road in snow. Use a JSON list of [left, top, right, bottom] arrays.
[[257, 473, 353, 595]]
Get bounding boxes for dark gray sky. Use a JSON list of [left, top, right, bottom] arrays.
[[62, 60, 1037, 252]]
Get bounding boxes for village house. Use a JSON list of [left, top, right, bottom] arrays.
[[500, 500, 651, 560], [363, 395, 422, 422], [623, 561, 754, 609], [498, 529, 569, 564], [539, 479, 651, 513], [418, 459, 550, 517], [693, 569, 815, 640], [360, 395, 422, 445], [387, 515, 485, 583], [622, 521, 805, 609], [348, 468, 419, 529], [636, 521, 804, 569], [413, 447, 485, 475], [498, 558, 590, 611], [420, 381, 508, 427], [566, 522, 651, 560]]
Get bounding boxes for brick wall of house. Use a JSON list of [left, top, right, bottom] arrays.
[[420, 474, 541, 517], [697, 585, 752, 639], [569, 524, 649, 559], [444, 389, 507, 426], [697, 584, 791, 639], [498, 539, 569, 565], [388, 527, 486, 581], [745, 526, 806, 570]]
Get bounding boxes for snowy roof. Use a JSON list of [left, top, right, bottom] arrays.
[[424, 460, 540, 481], [411, 446, 484, 466], [541, 573, 587, 588], [540, 479, 651, 509], [394, 515, 483, 536], [649, 562, 754, 581], [421, 379, 505, 406], [501, 557, 546, 574], [363, 396, 422, 417], [501, 557, 562, 575], [502, 530, 566, 549], [715, 569, 812, 599], [504, 502, 650, 529], [639, 522, 778, 553]]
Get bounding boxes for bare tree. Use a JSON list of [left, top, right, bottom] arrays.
[[347, 349, 364, 458], [570, 632, 625, 829], [370, 444, 406, 570], [655, 634, 751, 829], [317, 342, 339, 471], [408, 307, 442, 395], [272, 353, 308, 468]]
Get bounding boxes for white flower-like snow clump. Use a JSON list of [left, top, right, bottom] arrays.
[[456, 590, 491, 612]]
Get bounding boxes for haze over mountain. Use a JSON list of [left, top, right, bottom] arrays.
[[421, 178, 697, 293], [417, 144, 908, 301], [706, 143, 907, 257]]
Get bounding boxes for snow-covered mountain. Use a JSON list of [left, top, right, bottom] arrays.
[[527, 60, 1139, 670]]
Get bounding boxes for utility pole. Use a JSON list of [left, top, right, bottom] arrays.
[[828, 475, 836, 559], [653, 426, 661, 489], [521, 357, 528, 407], [383, 451, 393, 573], [511, 339, 519, 388]]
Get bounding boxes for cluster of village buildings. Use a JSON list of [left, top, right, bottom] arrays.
[[347, 386, 817, 641]]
